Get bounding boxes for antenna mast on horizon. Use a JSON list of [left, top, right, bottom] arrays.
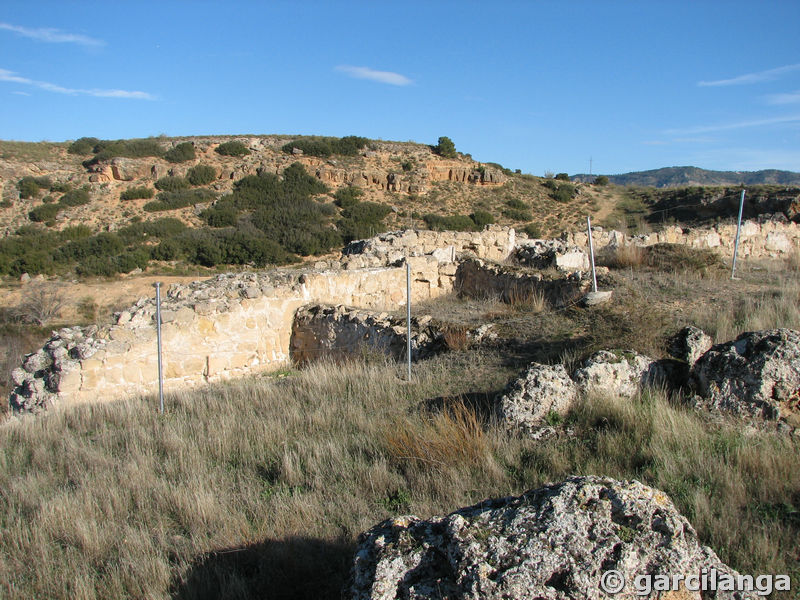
[[589, 157, 593, 176]]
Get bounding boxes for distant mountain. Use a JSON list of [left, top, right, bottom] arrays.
[[572, 166, 800, 188]]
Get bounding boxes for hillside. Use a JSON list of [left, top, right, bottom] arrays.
[[0, 135, 621, 278], [573, 166, 800, 188]]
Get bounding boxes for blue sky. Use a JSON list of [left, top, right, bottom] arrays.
[[1, 1, 799, 175]]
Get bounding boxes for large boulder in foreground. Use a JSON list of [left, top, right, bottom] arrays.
[[572, 350, 664, 398], [494, 363, 578, 434], [692, 328, 800, 422], [347, 476, 751, 599]]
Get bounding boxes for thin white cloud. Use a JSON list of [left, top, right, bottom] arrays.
[[335, 65, 412, 86], [765, 90, 800, 105], [0, 21, 103, 46], [698, 63, 800, 87], [665, 115, 800, 136], [0, 68, 155, 100], [11, 90, 31, 96]]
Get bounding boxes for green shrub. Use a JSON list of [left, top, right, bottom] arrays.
[[594, 175, 609, 186], [434, 136, 457, 158], [60, 225, 93, 240], [120, 186, 155, 201], [505, 198, 527, 210], [470, 210, 495, 228], [28, 204, 61, 222], [215, 141, 250, 157], [163, 142, 196, 163], [333, 186, 364, 208], [58, 188, 90, 207], [550, 182, 576, 203], [42, 195, 55, 204], [85, 139, 165, 165], [49, 181, 72, 193], [338, 201, 392, 243], [144, 189, 216, 212], [423, 213, 476, 231], [555, 172, 570, 181], [281, 136, 369, 158], [18, 177, 49, 199], [154, 176, 190, 192], [200, 203, 239, 227], [67, 137, 101, 155], [502, 207, 533, 221], [150, 238, 182, 261], [401, 160, 414, 172], [56, 233, 125, 262], [522, 222, 543, 238], [186, 164, 216, 186]]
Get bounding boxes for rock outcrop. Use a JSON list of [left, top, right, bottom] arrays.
[[667, 326, 713, 368], [692, 328, 800, 421], [494, 363, 577, 434], [572, 350, 664, 398], [346, 475, 751, 599], [514, 239, 589, 272]]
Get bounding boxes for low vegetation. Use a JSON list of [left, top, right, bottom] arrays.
[[281, 135, 369, 158], [214, 141, 250, 157], [164, 142, 196, 163]]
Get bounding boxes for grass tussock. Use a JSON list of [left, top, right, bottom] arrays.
[[605, 244, 646, 268]]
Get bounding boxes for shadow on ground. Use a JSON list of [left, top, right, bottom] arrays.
[[171, 536, 355, 600]]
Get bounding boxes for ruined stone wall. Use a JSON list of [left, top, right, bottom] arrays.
[[10, 258, 457, 413], [290, 305, 444, 365], [561, 217, 800, 259], [455, 258, 589, 308]]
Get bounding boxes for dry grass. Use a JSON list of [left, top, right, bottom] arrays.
[[786, 249, 800, 272], [606, 244, 646, 268], [0, 355, 797, 599]]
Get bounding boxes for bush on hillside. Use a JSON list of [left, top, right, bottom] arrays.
[[282, 136, 369, 158], [469, 210, 495, 228], [187, 164, 216, 186], [28, 204, 61, 223], [67, 137, 101, 155], [555, 172, 570, 181], [120, 186, 155, 201], [18, 176, 52, 199], [338, 201, 392, 243], [144, 189, 216, 212], [594, 175, 609, 186], [200, 203, 239, 227], [423, 213, 476, 232], [154, 176, 190, 192], [85, 139, 165, 164], [58, 188, 90, 207], [215, 141, 250, 157], [163, 142, 196, 163], [333, 186, 364, 208], [434, 136, 457, 158]]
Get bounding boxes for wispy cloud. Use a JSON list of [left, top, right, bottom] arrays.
[[335, 65, 412, 86], [0, 21, 103, 46], [698, 63, 800, 87], [665, 115, 800, 136], [765, 90, 800, 105], [0, 68, 155, 99]]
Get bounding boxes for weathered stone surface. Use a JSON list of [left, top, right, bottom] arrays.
[[515, 239, 589, 272], [573, 350, 663, 398], [667, 326, 712, 367], [495, 363, 577, 434], [290, 304, 444, 364], [346, 475, 751, 600], [692, 328, 800, 421], [581, 290, 613, 306]]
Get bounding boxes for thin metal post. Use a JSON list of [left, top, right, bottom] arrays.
[[587, 216, 598, 293], [406, 260, 412, 381], [154, 282, 164, 414], [731, 189, 746, 279]]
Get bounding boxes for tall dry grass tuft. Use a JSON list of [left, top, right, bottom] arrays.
[[786, 249, 800, 272], [384, 402, 488, 469], [608, 244, 645, 269]]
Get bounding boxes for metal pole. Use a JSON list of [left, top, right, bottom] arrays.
[[587, 216, 598, 293], [155, 282, 164, 414], [406, 260, 412, 381], [731, 189, 746, 279]]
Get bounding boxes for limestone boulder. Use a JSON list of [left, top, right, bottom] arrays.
[[346, 475, 751, 600], [495, 363, 577, 434], [667, 326, 713, 368], [692, 328, 800, 421], [573, 350, 663, 398]]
